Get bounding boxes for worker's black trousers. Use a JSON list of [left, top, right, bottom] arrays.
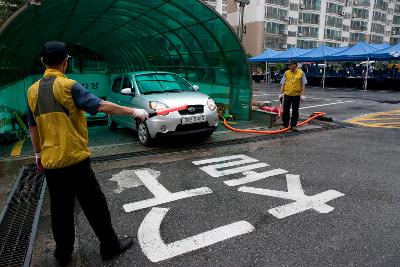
[[282, 95, 301, 127], [45, 158, 119, 255]]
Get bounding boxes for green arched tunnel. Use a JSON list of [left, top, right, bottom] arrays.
[[0, 0, 252, 133]]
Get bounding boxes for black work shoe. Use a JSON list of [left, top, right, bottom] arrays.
[[100, 236, 133, 261], [291, 126, 298, 132], [54, 250, 72, 266]]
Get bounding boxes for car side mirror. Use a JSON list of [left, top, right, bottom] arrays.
[[121, 88, 135, 96], [192, 85, 200, 91]]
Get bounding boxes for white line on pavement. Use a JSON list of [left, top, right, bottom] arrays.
[[138, 207, 255, 262], [299, 101, 355, 110]]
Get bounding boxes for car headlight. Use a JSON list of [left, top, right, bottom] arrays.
[[149, 101, 169, 111], [207, 98, 216, 111]]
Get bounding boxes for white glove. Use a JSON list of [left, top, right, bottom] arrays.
[[279, 94, 284, 100], [35, 152, 44, 172], [300, 95, 305, 102], [132, 109, 149, 121]]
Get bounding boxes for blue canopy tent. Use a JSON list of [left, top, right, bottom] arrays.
[[297, 46, 348, 89], [371, 43, 400, 59], [326, 41, 391, 90], [249, 49, 284, 62], [325, 41, 387, 61], [268, 47, 314, 62], [249, 49, 284, 83]]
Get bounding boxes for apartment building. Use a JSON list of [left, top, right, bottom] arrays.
[[226, 0, 400, 56], [205, 0, 228, 18]]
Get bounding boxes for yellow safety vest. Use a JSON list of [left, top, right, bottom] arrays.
[[283, 69, 304, 96], [27, 69, 90, 169]]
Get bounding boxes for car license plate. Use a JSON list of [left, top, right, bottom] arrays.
[[182, 115, 206, 125]]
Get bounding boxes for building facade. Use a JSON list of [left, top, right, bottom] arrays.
[[226, 0, 400, 56]]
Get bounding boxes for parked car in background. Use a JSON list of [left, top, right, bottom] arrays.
[[106, 71, 219, 146]]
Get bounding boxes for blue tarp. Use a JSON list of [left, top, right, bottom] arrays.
[[249, 42, 398, 63], [249, 49, 283, 62], [325, 41, 385, 61], [268, 47, 313, 62], [370, 43, 391, 50], [371, 43, 400, 59], [297, 46, 348, 62]]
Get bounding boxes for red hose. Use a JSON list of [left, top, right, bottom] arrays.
[[221, 112, 327, 134]]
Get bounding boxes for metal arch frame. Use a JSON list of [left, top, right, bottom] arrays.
[[167, 0, 239, 113], [79, 6, 191, 77], [81, 38, 140, 72], [84, 9, 188, 77]]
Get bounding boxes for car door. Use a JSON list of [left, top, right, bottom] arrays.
[[117, 76, 136, 128], [108, 77, 124, 125]]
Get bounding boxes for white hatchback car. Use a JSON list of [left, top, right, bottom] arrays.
[[106, 71, 219, 146]]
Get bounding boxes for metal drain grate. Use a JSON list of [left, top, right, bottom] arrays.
[[0, 166, 46, 267], [91, 121, 348, 164]]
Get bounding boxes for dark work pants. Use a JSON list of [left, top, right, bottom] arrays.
[[45, 158, 119, 254], [282, 95, 301, 127]]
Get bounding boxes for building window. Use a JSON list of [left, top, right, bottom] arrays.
[[393, 15, 400, 25], [349, 32, 367, 42], [299, 12, 320, 24], [372, 11, 386, 23], [266, 6, 289, 21], [326, 2, 344, 16], [392, 26, 400, 35], [395, 4, 400, 14], [371, 23, 385, 34], [352, 8, 369, 19], [325, 16, 343, 28], [324, 41, 340, 47], [350, 20, 368, 31], [374, 0, 388, 11], [265, 0, 289, 7], [265, 21, 288, 35], [298, 26, 319, 38], [324, 28, 342, 40], [297, 39, 318, 49], [354, 0, 371, 7], [390, 36, 400, 44], [370, 34, 383, 43], [300, 0, 321, 11], [264, 34, 288, 50]]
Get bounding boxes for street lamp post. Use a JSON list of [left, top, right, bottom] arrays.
[[235, 0, 250, 43]]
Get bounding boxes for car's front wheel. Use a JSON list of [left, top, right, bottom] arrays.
[[107, 115, 117, 131], [137, 121, 153, 146]]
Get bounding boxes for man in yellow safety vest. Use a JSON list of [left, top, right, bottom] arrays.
[[279, 60, 307, 131], [27, 41, 148, 264]]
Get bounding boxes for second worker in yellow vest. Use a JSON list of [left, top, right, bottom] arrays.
[[279, 60, 307, 131]]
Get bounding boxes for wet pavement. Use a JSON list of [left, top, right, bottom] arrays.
[[1, 82, 400, 266]]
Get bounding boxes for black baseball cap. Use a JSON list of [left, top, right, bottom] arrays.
[[287, 60, 298, 65], [42, 41, 69, 66]]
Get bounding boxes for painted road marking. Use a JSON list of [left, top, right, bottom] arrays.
[[238, 174, 345, 219], [194, 154, 268, 178], [10, 139, 26, 157], [299, 101, 355, 110], [346, 109, 400, 129], [224, 169, 288, 187], [193, 155, 345, 219], [138, 207, 254, 262], [123, 169, 212, 212]]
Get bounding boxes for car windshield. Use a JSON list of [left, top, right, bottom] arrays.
[[135, 73, 195, 94]]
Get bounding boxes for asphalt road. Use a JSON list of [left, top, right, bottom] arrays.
[[30, 83, 400, 266]]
